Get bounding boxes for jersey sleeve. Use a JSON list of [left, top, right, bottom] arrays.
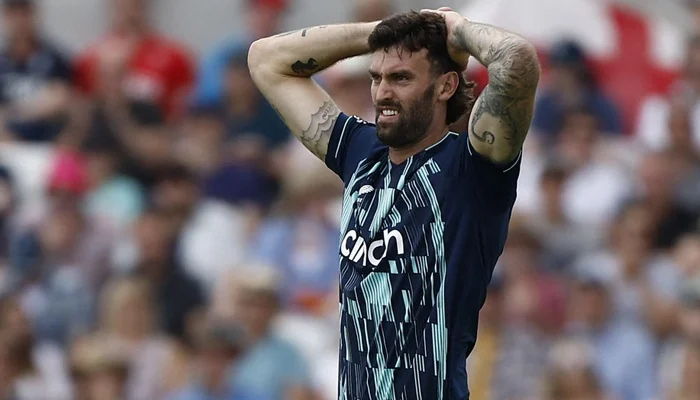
[[461, 134, 522, 214], [325, 113, 379, 183]]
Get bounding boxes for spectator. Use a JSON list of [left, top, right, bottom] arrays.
[[566, 267, 658, 400], [555, 107, 633, 231], [0, 296, 71, 399], [541, 339, 610, 400], [221, 48, 289, 150], [526, 159, 598, 271], [111, 101, 174, 191], [96, 276, 183, 400], [637, 35, 700, 151], [166, 318, 264, 400], [147, 164, 250, 290], [69, 334, 131, 400], [230, 266, 314, 400], [74, 0, 195, 119], [635, 150, 699, 250], [533, 40, 622, 137], [0, 166, 16, 278], [82, 137, 146, 232], [659, 275, 700, 400], [10, 150, 114, 290], [196, 0, 288, 105], [672, 232, 700, 278], [497, 220, 567, 334], [467, 266, 553, 400], [250, 170, 342, 315], [0, 0, 72, 142], [575, 200, 682, 338], [121, 208, 206, 340]]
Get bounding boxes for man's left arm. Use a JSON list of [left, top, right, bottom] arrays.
[[451, 18, 540, 164]]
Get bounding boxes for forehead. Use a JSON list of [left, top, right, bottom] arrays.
[[370, 47, 432, 74]]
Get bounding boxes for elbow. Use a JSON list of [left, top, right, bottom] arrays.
[[247, 38, 269, 77], [488, 39, 541, 97], [513, 40, 541, 88], [248, 38, 288, 84]]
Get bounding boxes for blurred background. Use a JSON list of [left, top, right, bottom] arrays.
[[0, 0, 699, 399]]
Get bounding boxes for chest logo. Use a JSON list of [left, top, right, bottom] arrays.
[[340, 229, 405, 267]]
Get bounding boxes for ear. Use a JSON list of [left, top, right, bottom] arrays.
[[437, 71, 460, 102]]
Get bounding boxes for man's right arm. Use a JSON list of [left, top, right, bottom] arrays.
[[247, 22, 378, 161]]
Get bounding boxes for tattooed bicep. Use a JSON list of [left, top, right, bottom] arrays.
[[468, 82, 535, 164]]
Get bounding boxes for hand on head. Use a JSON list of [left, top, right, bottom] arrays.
[[419, 7, 470, 70]]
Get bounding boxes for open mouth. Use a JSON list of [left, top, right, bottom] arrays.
[[377, 108, 400, 123]]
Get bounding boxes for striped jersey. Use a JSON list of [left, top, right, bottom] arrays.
[[324, 113, 521, 400]]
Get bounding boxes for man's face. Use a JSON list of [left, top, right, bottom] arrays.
[[2, 4, 35, 41], [370, 47, 437, 148]]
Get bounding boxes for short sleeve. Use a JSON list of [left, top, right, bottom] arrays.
[[325, 113, 380, 183], [463, 134, 522, 213]]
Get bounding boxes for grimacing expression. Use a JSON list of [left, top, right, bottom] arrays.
[[370, 47, 438, 149]]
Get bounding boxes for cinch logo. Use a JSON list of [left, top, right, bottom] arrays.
[[340, 229, 405, 267]]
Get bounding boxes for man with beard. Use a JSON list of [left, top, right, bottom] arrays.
[[248, 7, 539, 400]]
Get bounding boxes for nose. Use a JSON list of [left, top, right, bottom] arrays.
[[374, 79, 394, 104]]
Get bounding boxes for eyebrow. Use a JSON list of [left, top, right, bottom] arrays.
[[368, 69, 415, 77]]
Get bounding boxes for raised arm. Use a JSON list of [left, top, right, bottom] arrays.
[[247, 22, 378, 161], [429, 8, 540, 164]]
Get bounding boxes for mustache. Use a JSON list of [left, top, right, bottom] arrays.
[[376, 101, 402, 111]]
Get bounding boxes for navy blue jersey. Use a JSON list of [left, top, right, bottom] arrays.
[[325, 113, 521, 400]]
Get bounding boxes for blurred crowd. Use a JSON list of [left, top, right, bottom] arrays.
[[0, 0, 699, 399]]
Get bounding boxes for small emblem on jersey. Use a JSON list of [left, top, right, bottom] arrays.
[[353, 116, 368, 124], [359, 185, 374, 195]]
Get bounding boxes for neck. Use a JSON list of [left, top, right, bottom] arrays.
[[388, 123, 449, 164]]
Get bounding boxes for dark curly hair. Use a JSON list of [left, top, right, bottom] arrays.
[[368, 11, 476, 125]]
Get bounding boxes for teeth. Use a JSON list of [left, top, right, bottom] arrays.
[[382, 110, 398, 116]]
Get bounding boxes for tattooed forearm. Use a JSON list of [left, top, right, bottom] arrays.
[[470, 84, 524, 143], [302, 26, 327, 37], [291, 58, 321, 75], [458, 20, 539, 163], [453, 21, 539, 99], [300, 101, 340, 159]]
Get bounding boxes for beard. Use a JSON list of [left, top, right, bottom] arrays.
[[375, 83, 436, 148]]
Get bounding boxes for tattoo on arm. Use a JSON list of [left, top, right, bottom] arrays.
[[471, 128, 496, 145], [301, 101, 339, 159], [291, 58, 320, 75], [273, 26, 328, 39], [456, 21, 539, 160], [301, 26, 327, 37]]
